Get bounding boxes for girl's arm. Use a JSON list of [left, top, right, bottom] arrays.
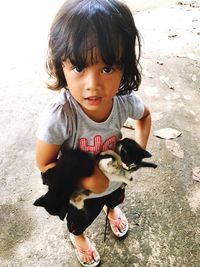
[[134, 105, 151, 149], [36, 139, 60, 172], [78, 165, 109, 194], [36, 139, 109, 194]]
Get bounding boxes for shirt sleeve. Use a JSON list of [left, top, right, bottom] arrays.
[[126, 92, 145, 120], [36, 102, 73, 145]]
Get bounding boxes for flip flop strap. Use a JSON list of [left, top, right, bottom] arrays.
[[75, 241, 95, 257], [108, 216, 122, 228], [104, 207, 110, 242]]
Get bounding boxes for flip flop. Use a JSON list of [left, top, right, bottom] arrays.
[[103, 206, 128, 237], [69, 233, 100, 267]]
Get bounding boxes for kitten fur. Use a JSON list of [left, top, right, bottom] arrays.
[[34, 138, 157, 220]]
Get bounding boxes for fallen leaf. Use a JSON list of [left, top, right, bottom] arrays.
[[153, 59, 164, 65], [168, 33, 178, 39], [177, 1, 199, 7], [160, 76, 174, 90], [165, 139, 184, 158], [177, 53, 200, 61], [192, 167, 200, 182], [123, 117, 135, 129], [153, 128, 182, 139], [156, 60, 164, 65]]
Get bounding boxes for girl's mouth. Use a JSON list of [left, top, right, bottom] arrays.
[[84, 96, 102, 106]]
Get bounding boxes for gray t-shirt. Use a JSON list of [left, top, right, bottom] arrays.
[[36, 90, 144, 198]]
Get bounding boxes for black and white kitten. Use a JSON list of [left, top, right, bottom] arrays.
[[70, 152, 134, 209], [34, 138, 157, 220], [117, 137, 157, 170]]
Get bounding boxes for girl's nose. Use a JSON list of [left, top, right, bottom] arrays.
[[85, 72, 101, 91]]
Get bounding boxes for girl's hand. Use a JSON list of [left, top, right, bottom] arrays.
[[78, 164, 109, 194], [42, 162, 57, 173]]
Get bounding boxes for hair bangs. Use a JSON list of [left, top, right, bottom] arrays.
[[63, 9, 122, 68]]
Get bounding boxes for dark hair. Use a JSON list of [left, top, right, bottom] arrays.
[[46, 0, 141, 95]]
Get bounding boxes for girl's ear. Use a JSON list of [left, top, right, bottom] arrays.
[[61, 60, 66, 68], [62, 58, 70, 69]]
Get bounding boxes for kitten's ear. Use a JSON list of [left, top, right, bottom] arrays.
[[33, 195, 47, 208], [144, 150, 152, 158], [33, 194, 68, 221]]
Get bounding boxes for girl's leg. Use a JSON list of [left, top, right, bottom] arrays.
[[66, 197, 104, 265], [106, 206, 128, 235], [104, 187, 125, 210], [104, 187, 128, 236], [67, 197, 105, 235]]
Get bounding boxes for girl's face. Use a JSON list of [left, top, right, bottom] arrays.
[[62, 49, 123, 122]]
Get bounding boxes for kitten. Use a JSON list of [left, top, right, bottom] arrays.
[[34, 138, 157, 220], [69, 153, 134, 209], [99, 138, 157, 171], [117, 137, 157, 170]]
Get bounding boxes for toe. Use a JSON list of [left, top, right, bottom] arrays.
[[119, 218, 127, 232], [93, 250, 100, 262]]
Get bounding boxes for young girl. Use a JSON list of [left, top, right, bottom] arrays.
[[36, 0, 151, 266]]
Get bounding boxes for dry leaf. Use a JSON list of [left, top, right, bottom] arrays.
[[160, 76, 174, 90], [153, 128, 182, 139], [177, 53, 200, 61], [123, 117, 135, 129], [153, 59, 164, 65], [165, 139, 184, 158], [192, 167, 200, 182], [168, 33, 178, 39], [155, 60, 164, 65]]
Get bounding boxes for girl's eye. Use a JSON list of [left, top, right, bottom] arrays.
[[73, 66, 85, 73], [102, 66, 114, 74]]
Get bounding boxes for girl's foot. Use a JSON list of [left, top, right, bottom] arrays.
[[69, 233, 100, 267], [103, 206, 128, 237]]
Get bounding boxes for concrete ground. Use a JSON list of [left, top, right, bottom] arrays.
[[0, 0, 200, 266]]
